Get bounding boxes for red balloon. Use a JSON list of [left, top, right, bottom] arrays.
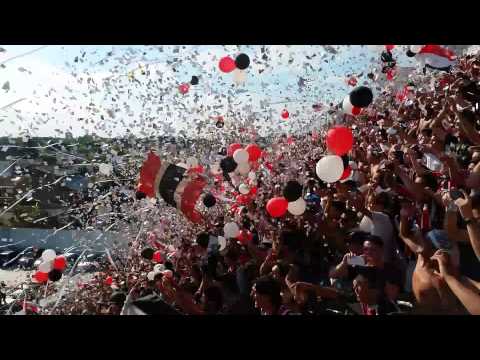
[[53, 256, 67, 271], [249, 186, 257, 196], [105, 276, 113, 286], [266, 197, 288, 218], [219, 56, 237, 73], [352, 106, 362, 115], [347, 77, 357, 86], [340, 166, 352, 180], [236, 194, 250, 205], [281, 109, 289, 119], [153, 251, 163, 263], [386, 69, 395, 81], [385, 45, 395, 51], [227, 143, 243, 156], [179, 83, 190, 94], [34, 271, 49, 283], [237, 230, 253, 245], [245, 144, 262, 162], [326, 126, 354, 156]]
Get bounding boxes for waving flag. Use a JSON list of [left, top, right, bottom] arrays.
[[409, 45, 457, 71], [137, 151, 207, 223]]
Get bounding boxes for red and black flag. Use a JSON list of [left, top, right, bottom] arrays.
[[136, 151, 207, 223]]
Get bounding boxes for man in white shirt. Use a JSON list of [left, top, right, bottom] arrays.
[[355, 191, 397, 263]]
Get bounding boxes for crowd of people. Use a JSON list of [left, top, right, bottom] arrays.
[[6, 48, 480, 316]]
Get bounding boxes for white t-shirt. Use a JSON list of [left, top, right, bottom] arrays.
[[359, 211, 396, 263]]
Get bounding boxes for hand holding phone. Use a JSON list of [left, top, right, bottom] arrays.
[[450, 189, 465, 201], [347, 255, 365, 266]]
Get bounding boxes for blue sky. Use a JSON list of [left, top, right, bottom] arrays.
[[0, 45, 419, 138]]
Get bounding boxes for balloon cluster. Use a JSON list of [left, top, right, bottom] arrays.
[[342, 86, 373, 116], [219, 53, 250, 85], [33, 249, 67, 283], [220, 143, 262, 184], [141, 247, 163, 264], [283, 181, 306, 216], [147, 263, 168, 282], [381, 47, 397, 80], [315, 126, 355, 183]]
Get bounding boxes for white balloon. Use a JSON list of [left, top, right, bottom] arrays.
[[147, 271, 156, 281], [99, 163, 113, 176], [154, 264, 166, 273], [229, 172, 240, 186], [233, 69, 247, 85], [38, 261, 53, 273], [239, 183, 250, 194], [186, 157, 198, 168], [218, 236, 227, 251], [248, 171, 256, 180], [287, 198, 307, 216], [233, 149, 249, 164], [342, 96, 354, 115], [41, 249, 56, 262], [224, 222, 240, 238], [237, 162, 251, 175], [316, 155, 344, 183], [210, 163, 222, 175], [177, 162, 188, 169], [410, 45, 423, 53]]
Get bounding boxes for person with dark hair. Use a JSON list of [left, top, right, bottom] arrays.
[[196, 232, 210, 250], [108, 291, 127, 315], [251, 276, 282, 315], [329, 235, 403, 315]]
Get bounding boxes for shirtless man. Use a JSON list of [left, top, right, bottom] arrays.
[[399, 202, 466, 314]]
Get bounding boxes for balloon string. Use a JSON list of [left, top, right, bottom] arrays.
[[43, 280, 49, 299], [50, 248, 89, 313], [0, 45, 48, 66], [0, 175, 66, 218], [0, 98, 27, 111], [0, 157, 23, 177]]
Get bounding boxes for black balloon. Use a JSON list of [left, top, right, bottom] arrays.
[[283, 181, 303, 202], [381, 51, 394, 63], [203, 193, 217, 208], [141, 248, 155, 260], [349, 86, 373, 108], [190, 76, 199, 85], [135, 191, 147, 200], [48, 269, 62, 282], [220, 156, 237, 173], [235, 53, 250, 70], [215, 120, 224, 128], [406, 50, 416, 57]]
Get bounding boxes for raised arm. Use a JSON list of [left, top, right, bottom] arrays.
[[431, 250, 480, 315], [394, 164, 425, 203], [455, 192, 480, 261], [399, 203, 427, 255], [328, 253, 353, 279]]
